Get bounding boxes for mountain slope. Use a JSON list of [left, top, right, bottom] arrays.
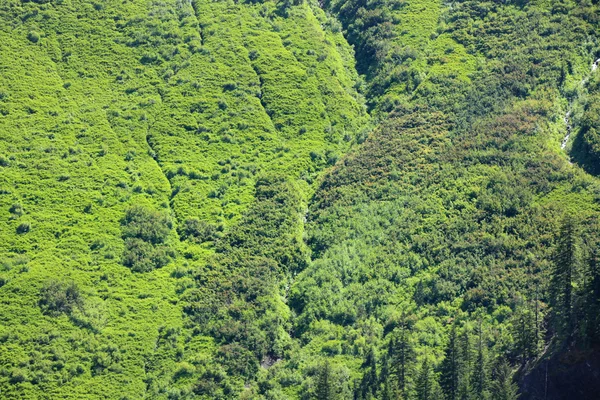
[[1, 0, 600, 399], [0, 0, 367, 397]]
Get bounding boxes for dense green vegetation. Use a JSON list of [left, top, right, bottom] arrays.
[[574, 69, 600, 173], [1, 0, 600, 398]]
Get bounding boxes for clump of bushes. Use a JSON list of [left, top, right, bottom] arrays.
[[0, 154, 9, 167], [121, 205, 173, 272], [27, 31, 40, 43], [122, 205, 172, 244], [178, 218, 222, 243], [140, 52, 159, 64], [39, 280, 83, 316], [16, 222, 31, 234], [122, 238, 172, 272], [9, 203, 23, 217]]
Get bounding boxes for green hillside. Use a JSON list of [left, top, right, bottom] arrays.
[[1, 0, 600, 399]]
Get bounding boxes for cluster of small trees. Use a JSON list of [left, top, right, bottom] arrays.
[[121, 205, 174, 272], [309, 324, 521, 400], [348, 324, 517, 400], [549, 217, 600, 347], [38, 280, 83, 316]]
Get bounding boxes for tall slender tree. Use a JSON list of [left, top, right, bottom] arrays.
[[458, 329, 472, 400], [583, 244, 600, 343], [316, 360, 333, 400], [511, 299, 539, 363], [357, 347, 378, 399], [471, 322, 488, 400], [550, 216, 578, 340], [441, 324, 460, 400], [490, 358, 519, 400], [392, 324, 415, 396], [416, 358, 433, 400]]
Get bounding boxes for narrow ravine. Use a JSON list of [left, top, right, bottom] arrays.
[[561, 57, 600, 152], [562, 110, 571, 150]]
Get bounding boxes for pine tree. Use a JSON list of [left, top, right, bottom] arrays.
[[584, 245, 600, 343], [416, 358, 432, 400], [512, 299, 538, 363], [380, 375, 395, 400], [550, 216, 578, 339], [358, 347, 378, 399], [381, 341, 391, 387], [471, 322, 488, 400], [380, 346, 394, 400], [458, 329, 472, 400], [532, 283, 545, 355], [441, 324, 460, 400], [490, 359, 519, 400], [391, 324, 415, 396], [316, 360, 333, 400]]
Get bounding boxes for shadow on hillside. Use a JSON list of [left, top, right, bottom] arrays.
[[569, 130, 600, 176]]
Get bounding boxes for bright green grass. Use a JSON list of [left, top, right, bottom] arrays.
[[0, 0, 369, 397]]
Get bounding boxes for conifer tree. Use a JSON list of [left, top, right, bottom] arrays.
[[550, 216, 578, 339], [490, 359, 519, 400], [512, 299, 538, 363], [458, 329, 472, 400], [416, 358, 432, 400], [358, 347, 378, 399], [471, 323, 488, 400], [583, 244, 600, 343], [392, 324, 415, 396], [381, 341, 391, 386], [441, 324, 460, 400], [316, 360, 333, 400], [380, 375, 395, 400]]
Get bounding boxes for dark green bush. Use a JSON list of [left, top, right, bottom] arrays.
[[178, 218, 220, 243], [39, 280, 83, 316], [121, 206, 173, 272], [121, 205, 172, 244], [122, 238, 171, 272], [27, 31, 40, 43], [140, 52, 159, 64], [16, 222, 30, 234], [9, 368, 27, 384]]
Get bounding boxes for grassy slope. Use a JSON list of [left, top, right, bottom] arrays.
[[0, 0, 368, 398]]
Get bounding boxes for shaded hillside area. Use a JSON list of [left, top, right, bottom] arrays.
[[1, 0, 600, 399], [520, 348, 600, 400]]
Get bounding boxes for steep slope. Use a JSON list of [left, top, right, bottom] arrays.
[[1, 0, 600, 399], [0, 0, 368, 398], [253, 0, 600, 398]]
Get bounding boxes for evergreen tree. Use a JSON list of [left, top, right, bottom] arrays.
[[391, 324, 415, 396], [358, 347, 378, 399], [471, 323, 488, 400], [380, 346, 393, 400], [532, 283, 545, 355], [416, 358, 432, 400], [381, 340, 391, 386], [584, 245, 600, 343], [550, 216, 578, 339], [380, 375, 395, 400], [440, 324, 460, 400], [490, 359, 519, 400], [316, 360, 333, 400], [511, 299, 538, 363], [458, 329, 472, 400]]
